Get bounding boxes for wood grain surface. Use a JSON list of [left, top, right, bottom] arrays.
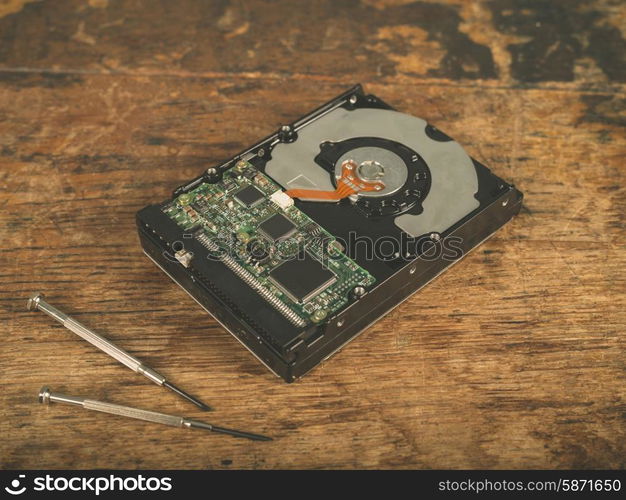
[[0, 0, 624, 469]]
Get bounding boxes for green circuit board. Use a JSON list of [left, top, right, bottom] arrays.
[[162, 161, 375, 326]]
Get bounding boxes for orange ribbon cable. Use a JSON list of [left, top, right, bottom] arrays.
[[285, 160, 385, 201]]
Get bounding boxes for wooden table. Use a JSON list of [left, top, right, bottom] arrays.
[[1, 0, 624, 469]]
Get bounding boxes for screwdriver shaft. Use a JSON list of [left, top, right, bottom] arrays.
[[28, 293, 211, 411], [39, 387, 272, 441]]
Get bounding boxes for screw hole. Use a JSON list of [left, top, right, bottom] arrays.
[[336, 318, 345, 327], [502, 198, 509, 206], [410, 266, 416, 274]]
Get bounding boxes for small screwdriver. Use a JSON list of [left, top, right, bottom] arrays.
[[39, 387, 272, 441], [27, 293, 212, 411]]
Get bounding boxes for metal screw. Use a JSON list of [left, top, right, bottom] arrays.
[[349, 95, 357, 104], [257, 148, 265, 157], [311, 309, 328, 323]]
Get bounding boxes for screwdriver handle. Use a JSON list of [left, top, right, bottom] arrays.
[[83, 399, 184, 428], [28, 293, 166, 386], [63, 316, 165, 385], [39, 387, 272, 441], [39, 387, 183, 427], [63, 316, 140, 372]]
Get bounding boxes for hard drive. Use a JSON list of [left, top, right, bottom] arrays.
[[136, 84, 523, 382]]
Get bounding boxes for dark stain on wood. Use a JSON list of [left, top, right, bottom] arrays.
[[0, 71, 83, 89], [488, 0, 626, 83], [580, 94, 626, 127], [0, 0, 497, 80]]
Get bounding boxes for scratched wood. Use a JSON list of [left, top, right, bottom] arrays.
[[0, 0, 624, 469]]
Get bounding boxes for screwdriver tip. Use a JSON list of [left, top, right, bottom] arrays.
[[188, 421, 273, 441], [163, 381, 213, 411], [252, 435, 274, 442]]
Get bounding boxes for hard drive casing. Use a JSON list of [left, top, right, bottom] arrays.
[[136, 85, 523, 382]]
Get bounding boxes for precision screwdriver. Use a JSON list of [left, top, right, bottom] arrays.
[[38, 387, 272, 441], [27, 293, 212, 411]]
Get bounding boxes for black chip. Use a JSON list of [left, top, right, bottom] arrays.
[[234, 185, 265, 207], [259, 213, 297, 241], [269, 253, 336, 303]]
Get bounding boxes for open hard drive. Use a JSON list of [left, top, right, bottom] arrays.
[[137, 85, 523, 382]]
